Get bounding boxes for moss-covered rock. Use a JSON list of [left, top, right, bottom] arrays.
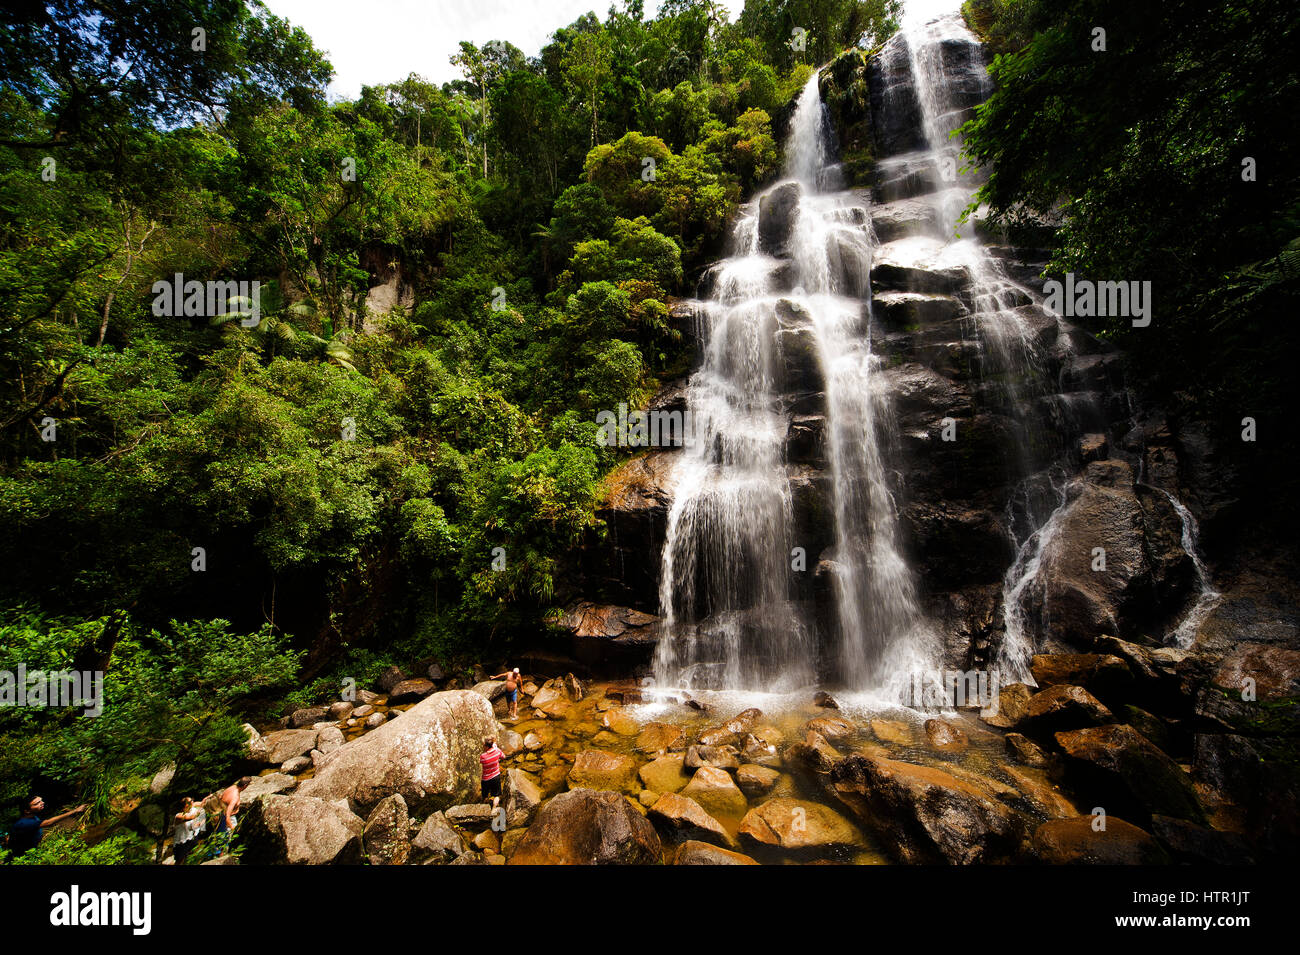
[[818, 50, 875, 187]]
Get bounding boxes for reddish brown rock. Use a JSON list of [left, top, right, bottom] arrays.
[[738, 797, 863, 850], [566, 749, 640, 795], [924, 718, 969, 754], [1031, 653, 1132, 700], [1024, 684, 1114, 732], [636, 721, 687, 753], [980, 683, 1034, 729], [830, 753, 1025, 864], [648, 792, 733, 847], [1211, 643, 1300, 702], [675, 840, 760, 865], [803, 716, 855, 739], [508, 789, 662, 865], [1031, 816, 1169, 864], [1056, 724, 1205, 824]]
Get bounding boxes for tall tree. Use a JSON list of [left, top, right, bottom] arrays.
[[563, 31, 614, 147]]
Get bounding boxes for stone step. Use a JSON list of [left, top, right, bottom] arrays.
[[872, 290, 966, 328], [870, 237, 971, 294], [866, 194, 947, 242]]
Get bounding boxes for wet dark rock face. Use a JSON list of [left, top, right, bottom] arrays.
[[553, 18, 1295, 716]]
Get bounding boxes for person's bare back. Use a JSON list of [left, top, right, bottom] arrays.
[[219, 776, 250, 829], [220, 784, 240, 821]]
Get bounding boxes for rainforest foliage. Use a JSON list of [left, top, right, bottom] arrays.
[[960, 0, 1300, 512], [0, 0, 900, 833]]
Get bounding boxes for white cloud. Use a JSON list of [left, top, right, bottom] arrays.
[[263, 0, 748, 100]]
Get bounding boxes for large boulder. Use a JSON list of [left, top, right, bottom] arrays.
[[680, 766, 748, 819], [637, 722, 687, 753], [1055, 724, 1206, 824], [239, 794, 364, 865], [830, 754, 1024, 864], [1019, 460, 1192, 648], [758, 181, 801, 254], [241, 773, 297, 802], [388, 678, 436, 704], [738, 797, 863, 850], [1022, 684, 1115, 734], [699, 708, 762, 748], [411, 811, 466, 863], [471, 680, 507, 702], [363, 794, 410, 866], [1031, 653, 1133, 702], [298, 690, 498, 814], [498, 728, 524, 758], [648, 792, 733, 848], [504, 769, 542, 828], [639, 754, 692, 795], [674, 840, 759, 865], [684, 744, 740, 771], [445, 804, 496, 829], [242, 724, 270, 762], [566, 750, 641, 795], [530, 678, 575, 718], [287, 705, 329, 728], [1030, 816, 1169, 865], [508, 789, 662, 865], [259, 729, 320, 765]]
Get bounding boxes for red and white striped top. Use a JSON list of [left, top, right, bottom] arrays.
[[480, 745, 504, 780]]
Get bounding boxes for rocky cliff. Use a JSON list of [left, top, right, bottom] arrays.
[[555, 23, 1297, 697]]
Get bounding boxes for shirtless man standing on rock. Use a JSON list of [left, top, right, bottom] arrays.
[[491, 667, 522, 720], [209, 776, 249, 857]]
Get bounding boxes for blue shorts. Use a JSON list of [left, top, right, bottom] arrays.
[[506, 688, 518, 703]]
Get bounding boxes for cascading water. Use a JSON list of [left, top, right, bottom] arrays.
[[653, 72, 938, 699], [878, 6, 1089, 686], [892, 2, 1220, 676], [1157, 488, 1223, 649], [652, 0, 1217, 704]]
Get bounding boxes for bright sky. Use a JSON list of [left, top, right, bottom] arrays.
[[263, 0, 749, 100]]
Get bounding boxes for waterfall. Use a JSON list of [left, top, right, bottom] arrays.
[[651, 1, 1209, 701], [886, 7, 1098, 685], [1157, 488, 1222, 648], [653, 73, 938, 698]]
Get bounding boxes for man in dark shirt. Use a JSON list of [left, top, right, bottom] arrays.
[[5, 794, 87, 857]]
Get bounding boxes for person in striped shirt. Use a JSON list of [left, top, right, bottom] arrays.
[[480, 736, 505, 809]]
